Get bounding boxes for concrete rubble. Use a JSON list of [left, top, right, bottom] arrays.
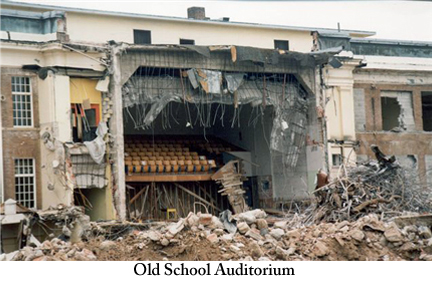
[[3, 209, 432, 261]]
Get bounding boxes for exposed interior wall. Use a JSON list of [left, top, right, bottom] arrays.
[[69, 78, 115, 220], [78, 187, 113, 221], [70, 78, 103, 116]]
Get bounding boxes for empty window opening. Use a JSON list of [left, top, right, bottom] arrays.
[[12, 76, 33, 127], [381, 91, 414, 131], [14, 158, 36, 208], [381, 96, 401, 131], [332, 154, 343, 167], [133, 30, 151, 44], [179, 38, 195, 45], [421, 92, 432, 131], [274, 40, 289, 51]]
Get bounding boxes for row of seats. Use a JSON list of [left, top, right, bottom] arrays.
[[124, 137, 235, 175], [125, 159, 216, 173], [125, 151, 199, 157], [126, 156, 204, 161]]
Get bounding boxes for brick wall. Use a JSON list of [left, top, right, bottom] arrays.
[[1, 67, 41, 208], [353, 82, 432, 188]]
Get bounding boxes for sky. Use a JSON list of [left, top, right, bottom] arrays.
[[7, 0, 432, 42]]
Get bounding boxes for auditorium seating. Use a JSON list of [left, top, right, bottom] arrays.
[[124, 137, 226, 175]]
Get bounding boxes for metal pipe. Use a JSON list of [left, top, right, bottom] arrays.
[[62, 44, 109, 67]]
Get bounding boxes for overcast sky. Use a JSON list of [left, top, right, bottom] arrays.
[[9, 0, 432, 41]]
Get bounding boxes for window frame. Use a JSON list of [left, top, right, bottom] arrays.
[[179, 38, 195, 45], [421, 91, 432, 132], [133, 29, 152, 45], [14, 158, 37, 209], [12, 76, 34, 128], [274, 39, 289, 51]]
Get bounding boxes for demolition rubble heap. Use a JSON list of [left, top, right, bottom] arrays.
[[3, 148, 432, 261], [4, 208, 432, 261], [305, 146, 432, 224]]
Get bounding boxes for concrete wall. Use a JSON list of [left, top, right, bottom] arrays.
[[426, 155, 432, 188], [324, 60, 359, 177], [65, 12, 313, 52], [38, 73, 74, 210], [211, 104, 274, 177]]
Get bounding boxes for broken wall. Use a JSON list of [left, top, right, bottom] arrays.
[[353, 75, 432, 189], [114, 46, 328, 209]]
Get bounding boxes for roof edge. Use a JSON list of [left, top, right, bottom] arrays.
[[1, 0, 376, 37]]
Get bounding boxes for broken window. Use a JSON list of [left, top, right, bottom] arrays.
[[274, 40, 289, 51], [133, 29, 151, 44], [421, 92, 432, 131], [380, 91, 415, 131], [180, 38, 195, 45]]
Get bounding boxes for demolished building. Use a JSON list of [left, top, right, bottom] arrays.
[[1, 1, 432, 256]]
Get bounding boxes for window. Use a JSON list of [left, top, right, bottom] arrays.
[[71, 104, 100, 142], [274, 40, 289, 51], [332, 154, 343, 167], [14, 158, 36, 208], [12, 76, 33, 127], [180, 38, 195, 45], [133, 29, 151, 44], [421, 92, 432, 131]]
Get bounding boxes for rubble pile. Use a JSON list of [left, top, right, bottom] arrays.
[[4, 209, 432, 261], [36, 205, 92, 243], [306, 152, 432, 224]]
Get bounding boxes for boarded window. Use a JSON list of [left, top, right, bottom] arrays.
[[133, 30, 151, 44], [381, 91, 414, 131], [274, 40, 289, 51], [421, 92, 432, 131], [180, 38, 195, 45]]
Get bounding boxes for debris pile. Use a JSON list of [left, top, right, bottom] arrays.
[[307, 146, 432, 224], [3, 209, 432, 261], [36, 205, 91, 243]]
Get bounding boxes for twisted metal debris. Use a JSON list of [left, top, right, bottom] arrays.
[[303, 146, 432, 224]]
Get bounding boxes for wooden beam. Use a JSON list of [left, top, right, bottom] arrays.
[[174, 183, 222, 212], [129, 186, 148, 205], [126, 174, 212, 182]]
